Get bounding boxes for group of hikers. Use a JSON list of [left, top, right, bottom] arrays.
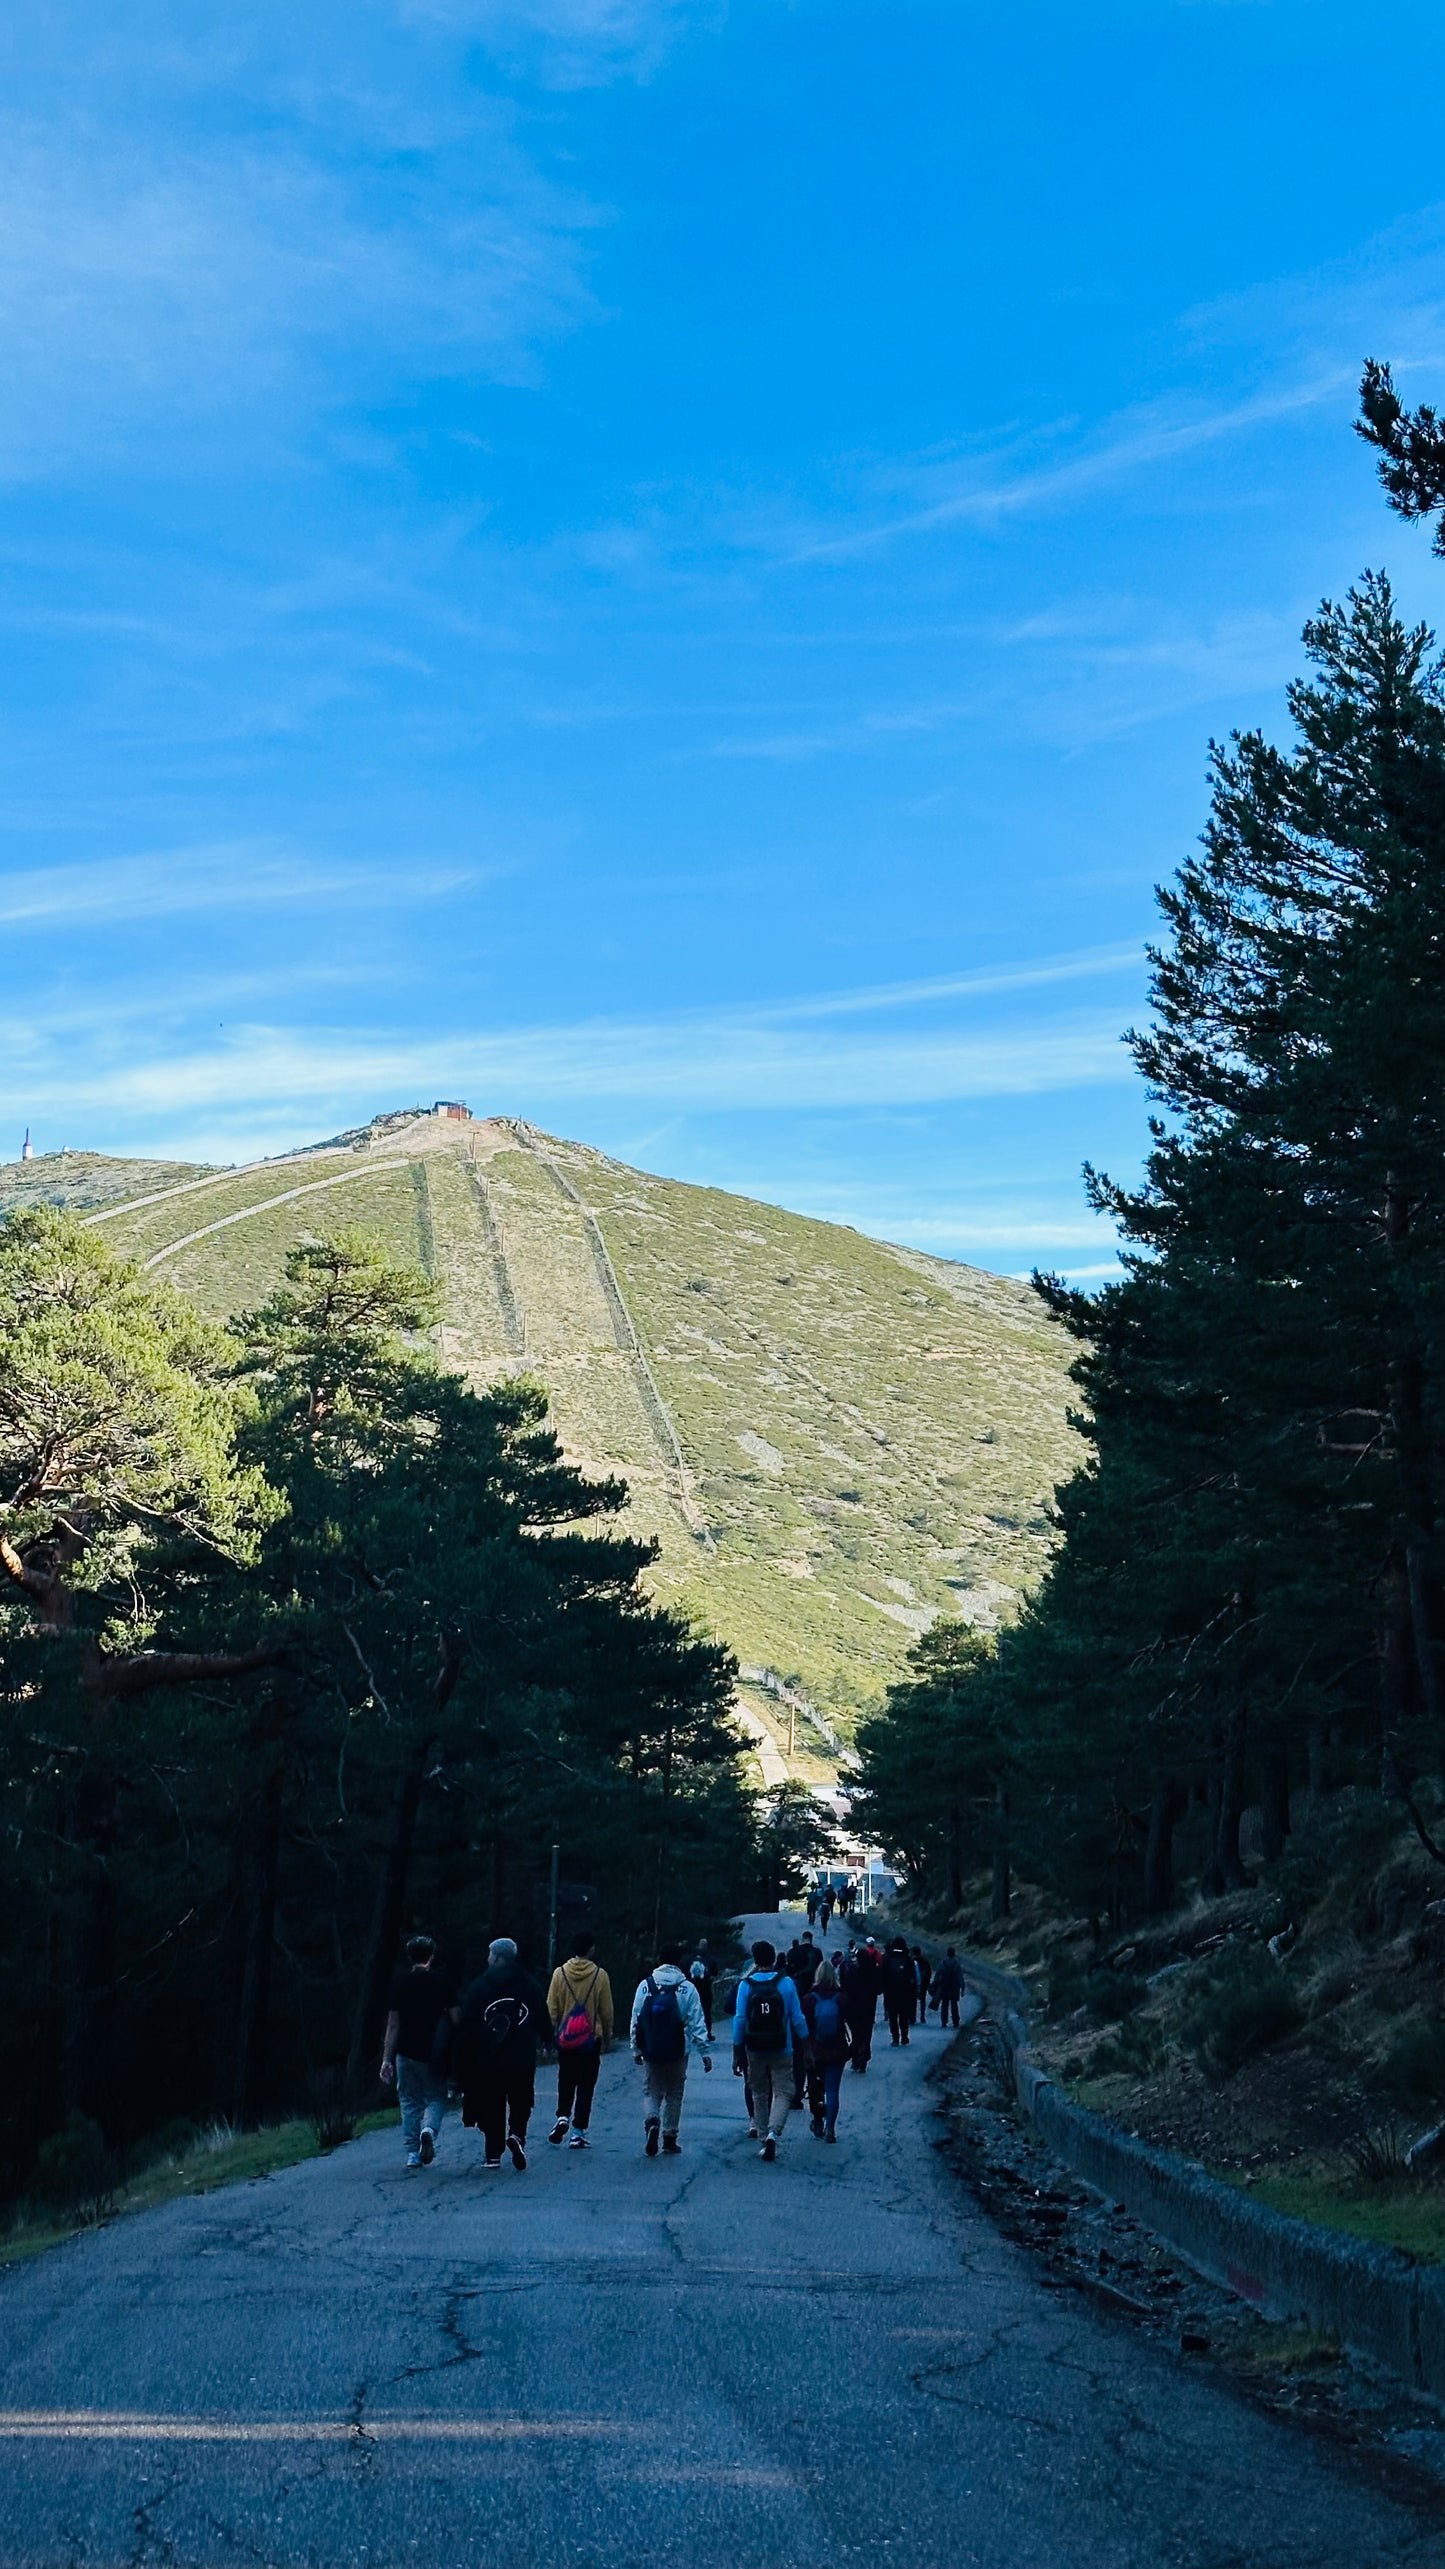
[[380, 1921, 969, 2172], [803, 1876, 862, 1934]]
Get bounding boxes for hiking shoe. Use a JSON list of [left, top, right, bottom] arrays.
[[405, 2152, 422, 2171], [418, 2129, 436, 2166], [568, 2129, 589, 2149], [746, 2126, 759, 2140], [825, 2128, 837, 2143], [507, 2134, 527, 2171], [761, 2135, 777, 2162], [549, 2118, 569, 2146], [662, 2134, 681, 2155], [810, 2114, 825, 2139], [644, 2119, 661, 2158]]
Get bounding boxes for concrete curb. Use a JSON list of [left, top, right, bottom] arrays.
[[965, 1973, 1445, 2400]]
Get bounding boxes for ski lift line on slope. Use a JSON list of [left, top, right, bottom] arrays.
[[509, 1124, 715, 1552]]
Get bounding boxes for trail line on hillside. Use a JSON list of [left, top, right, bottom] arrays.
[[83, 1149, 353, 1227], [139, 1163, 410, 1268], [509, 1123, 714, 1548]]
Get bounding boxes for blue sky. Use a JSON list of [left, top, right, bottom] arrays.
[[3, 0, 1445, 1275]]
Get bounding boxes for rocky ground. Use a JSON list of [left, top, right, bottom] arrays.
[[933, 2008, 1445, 2513]]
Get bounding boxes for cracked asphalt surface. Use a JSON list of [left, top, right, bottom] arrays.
[[0, 1912, 1435, 2567]]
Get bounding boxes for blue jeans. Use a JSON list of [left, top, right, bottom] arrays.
[[396, 2055, 448, 2158], [807, 2059, 845, 2132]]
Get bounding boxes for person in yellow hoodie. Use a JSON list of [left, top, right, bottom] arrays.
[[545, 1931, 614, 2149]]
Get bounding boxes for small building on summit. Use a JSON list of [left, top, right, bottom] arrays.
[[432, 1100, 470, 1121]]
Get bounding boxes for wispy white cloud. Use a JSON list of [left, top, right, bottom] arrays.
[[0, 845, 477, 927]]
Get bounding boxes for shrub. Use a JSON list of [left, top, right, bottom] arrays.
[[1380, 2018, 1445, 2117], [1186, 1955, 1304, 2085], [309, 2071, 357, 2153], [32, 2112, 118, 2215]]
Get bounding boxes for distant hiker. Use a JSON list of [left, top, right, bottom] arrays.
[[733, 1939, 809, 2161], [933, 1948, 965, 2029], [787, 1930, 821, 1993], [688, 1939, 715, 2038], [805, 1888, 820, 1928], [819, 1888, 834, 1933], [379, 1933, 454, 2171], [546, 1932, 614, 2150], [631, 1941, 711, 2155], [841, 1940, 880, 2072], [801, 1956, 851, 2141], [882, 1939, 915, 2046], [455, 1936, 546, 2171], [911, 1945, 932, 2025]]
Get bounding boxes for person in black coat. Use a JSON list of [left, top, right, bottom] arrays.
[[455, 1936, 547, 2171], [882, 1938, 915, 2046], [911, 1944, 932, 2026], [840, 1941, 881, 2072]]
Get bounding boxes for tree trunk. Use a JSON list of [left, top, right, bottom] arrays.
[[346, 1734, 431, 2093], [60, 1761, 121, 2130], [1143, 1777, 1178, 1915], [989, 1779, 1011, 1921], [1261, 1743, 1291, 1866], [1213, 1708, 1249, 1890], [947, 1793, 964, 1912], [232, 1756, 284, 2128]]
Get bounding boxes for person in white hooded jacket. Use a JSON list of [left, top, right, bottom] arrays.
[[629, 1941, 712, 2155]]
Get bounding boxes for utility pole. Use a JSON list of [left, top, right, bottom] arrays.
[[547, 1842, 560, 1974]]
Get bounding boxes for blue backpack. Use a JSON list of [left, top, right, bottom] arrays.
[[637, 1974, 686, 2062], [811, 1993, 844, 2047]]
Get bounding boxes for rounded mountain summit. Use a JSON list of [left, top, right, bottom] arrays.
[[0, 1108, 1078, 1740]]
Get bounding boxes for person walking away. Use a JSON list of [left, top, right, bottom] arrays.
[[687, 1939, 715, 2038], [455, 1936, 546, 2170], [911, 1944, 933, 2026], [820, 1887, 834, 1934], [805, 1888, 819, 1929], [546, 1931, 613, 2148], [733, 1939, 809, 2161], [933, 1947, 965, 2028], [787, 1930, 821, 1993], [840, 1942, 879, 2073], [379, 1933, 455, 2170], [882, 1938, 915, 2046], [631, 1941, 711, 2154], [801, 1958, 851, 2141]]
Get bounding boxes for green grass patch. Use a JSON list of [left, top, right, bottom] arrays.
[[1246, 2168, 1445, 2265], [1, 2108, 399, 2271]]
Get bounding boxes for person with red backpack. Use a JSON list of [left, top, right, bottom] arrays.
[[732, 1938, 809, 2161], [546, 1932, 614, 2150], [630, 1941, 711, 2155]]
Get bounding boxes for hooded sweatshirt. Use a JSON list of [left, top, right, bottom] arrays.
[[629, 1962, 711, 2058], [547, 1955, 614, 2044]]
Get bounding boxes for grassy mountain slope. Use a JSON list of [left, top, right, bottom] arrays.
[[2, 1113, 1078, 1729]]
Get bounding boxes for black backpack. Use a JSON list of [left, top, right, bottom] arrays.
[[743, 1972, 788, 2052], [637, 1974, 686, 2063]]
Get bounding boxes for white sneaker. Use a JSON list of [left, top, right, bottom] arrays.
[[568, 2129, 589, 2148], [549, 2118, 569, 2146], [405, 2152, 422, 2171]]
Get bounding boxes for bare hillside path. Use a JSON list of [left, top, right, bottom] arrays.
[[0, 1913, 1431, 2568]]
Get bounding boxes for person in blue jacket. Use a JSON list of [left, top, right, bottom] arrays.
[[732, 1939, 810, 2161]]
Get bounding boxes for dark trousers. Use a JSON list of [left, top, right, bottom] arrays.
[[466, 2067, 535, 2161], [846, 2011, 873, 2071], [805, 2059, 845, 2132], [556, 2047, 600, 2129], [915, 1989, 929, 2023], [885, 1998, 911, 2045], [939, 1993, 960, 2028]]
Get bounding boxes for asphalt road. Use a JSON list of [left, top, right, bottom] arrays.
[[0, 1910, 1434, 2568]]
